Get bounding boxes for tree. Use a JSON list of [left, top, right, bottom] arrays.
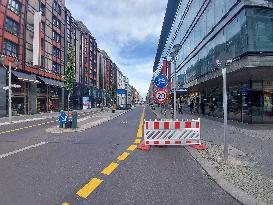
[[64, 46, 75, 113]]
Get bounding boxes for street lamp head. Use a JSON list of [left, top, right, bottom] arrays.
[[173, 44, 182, 53]]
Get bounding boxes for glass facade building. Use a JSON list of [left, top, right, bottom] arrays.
[[154, 0, 273, 123]]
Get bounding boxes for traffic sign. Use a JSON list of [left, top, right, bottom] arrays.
[[58, 112, 68, 123], [154, 74, 168, 88], [154, 88, 168, 104]]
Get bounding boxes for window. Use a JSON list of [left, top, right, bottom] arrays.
[[41, 38, 45, 49], [53, 1, 61, 14], [52, 15, 61, 28], [40, 3, 46, 16], [3, 39, 18, 58], [8, 0, 21, 15], [52, 46, 60, 58], [41, 56, 45, 68], [52, 31, 61, 43], [52, 62, 61, 74], [41, 22, 45, 33], [5, 17, 19, 36]]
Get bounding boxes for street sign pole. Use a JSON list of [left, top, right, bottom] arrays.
[[173, 58, 177, 119], [222, 67, 228, 160], [8, 62, 12, 123]]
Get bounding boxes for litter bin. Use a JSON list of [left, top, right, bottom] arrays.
[[72, 111, 78, 128]]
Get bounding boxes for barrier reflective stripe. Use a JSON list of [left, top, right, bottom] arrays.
[[144, 119, 201, 146]]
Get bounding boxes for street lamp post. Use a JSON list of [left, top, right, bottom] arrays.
[[170, 44, 182, 119], [0, 56, 19, 123]]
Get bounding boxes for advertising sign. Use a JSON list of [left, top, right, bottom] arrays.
[[82, 97, 91, 110]]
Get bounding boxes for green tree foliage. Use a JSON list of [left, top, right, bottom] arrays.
[[64, 46, 75, 93], [64, 46, 75, 111]]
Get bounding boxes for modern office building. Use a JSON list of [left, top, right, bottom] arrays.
[[154, 0, 273, 123]]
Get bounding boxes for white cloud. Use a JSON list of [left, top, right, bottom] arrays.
[[66, 0, 167, 97]]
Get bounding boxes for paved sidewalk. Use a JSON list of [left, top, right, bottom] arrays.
[[0, 108, 102, 126], [151, 106, 273, 205], [153, 106, 273, 179]]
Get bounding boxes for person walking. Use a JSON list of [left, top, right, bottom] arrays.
[[190, 99, 194, 114]]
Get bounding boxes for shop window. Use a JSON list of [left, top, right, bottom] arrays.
[[41, 38, 45, 49], [3, 39, 18, 58], [8, 0, 21, 15], [5, 17, 19, 36]]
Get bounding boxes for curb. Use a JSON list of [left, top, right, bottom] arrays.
[[149, 105, 269, 205], [185, 146, 269, 205], [47, 109, 131, 134]]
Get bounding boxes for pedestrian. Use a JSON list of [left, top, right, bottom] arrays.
[[190, 100, 194, 114], [100, 102, 103, 111], [201, 100, 205, 115], [178, 103, 183, 114]]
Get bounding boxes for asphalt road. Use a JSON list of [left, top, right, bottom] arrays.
[[0, 106, 241, 205]]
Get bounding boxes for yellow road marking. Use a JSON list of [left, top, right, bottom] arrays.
[[127, 145, 137, 151], [62, 203, 70, 205], [9, 129, 15, 132], [28, 126, 33, 128], [117, 152, 130, 161], [5, 130, 11, 133], [24, 126, 29, 129], [76, 178, 103, 199], [19, 128, 24, 130], [137, 109, 145, 138], [1, 132, 6, 134], [134, 139, 141, 144], [32, 124, 37, 127], [101, 162, 119, 176], [37, 124, 42, 126], [14, 128, 20, 131]]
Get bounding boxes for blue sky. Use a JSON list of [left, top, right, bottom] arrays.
[[66, 0, 168, 98]]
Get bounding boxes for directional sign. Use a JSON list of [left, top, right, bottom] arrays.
[[154, 88, 168, 104], [154, 74, 168, 89], [117, 89, 126, 95], [58, 112, 68, 123]]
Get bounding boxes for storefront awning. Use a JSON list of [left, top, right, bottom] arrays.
[[38, 76, 64, 88], [12, 70, 37, 83]]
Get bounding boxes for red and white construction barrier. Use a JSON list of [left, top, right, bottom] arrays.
[[144, 119, 201, 146]]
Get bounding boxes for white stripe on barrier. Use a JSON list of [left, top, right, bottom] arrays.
[[144, 119, 201, 146]]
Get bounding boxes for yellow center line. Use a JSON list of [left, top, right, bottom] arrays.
[[76, 178, 103, 199], [24, 126, 29, 129], [28, 126, 33, 128], [127, 145, 137, 151], [134, 139, 141, 144], [117, 152, 130, 161], [14, 128, 20, 131], [19, 128, 24, 130], [5, 130, 11, 133], [101, 162, 119, 176], [62, 203, 70, 205], [136, 109, 145, 138]]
